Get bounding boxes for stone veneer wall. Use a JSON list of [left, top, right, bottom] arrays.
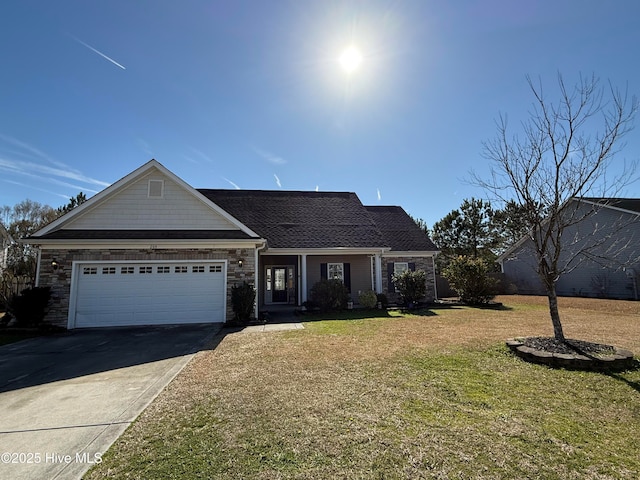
[[381, 256, 436, 304], [38, 247, 256, 328]]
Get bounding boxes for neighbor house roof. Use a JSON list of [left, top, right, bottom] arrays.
[[365, 206, 438, 252], [496, 196, 640, 263], [198, 189, 387, 249], [580, 197, 640, 215]]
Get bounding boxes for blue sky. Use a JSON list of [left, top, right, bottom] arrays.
[[1, 0, 639, 227]]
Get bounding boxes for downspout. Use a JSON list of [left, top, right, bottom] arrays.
[[34, 246, 42, 287], [254, 241, 267, 319], [431, 254, 438, 301]]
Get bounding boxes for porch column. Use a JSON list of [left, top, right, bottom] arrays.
[[375, 254, 383, 294], [301, 254, 308, 303]]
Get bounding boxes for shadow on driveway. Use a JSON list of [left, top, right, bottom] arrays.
[[0, 324, 224, 394]]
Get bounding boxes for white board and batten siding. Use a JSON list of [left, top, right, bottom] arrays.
[[69, 260, 227, 328], [68, 171, 239, 230]]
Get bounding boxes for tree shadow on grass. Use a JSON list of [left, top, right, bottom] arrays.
[[604, 359, 640, 394]]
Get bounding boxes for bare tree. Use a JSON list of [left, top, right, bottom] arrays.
[[473, 73, 638, 341]]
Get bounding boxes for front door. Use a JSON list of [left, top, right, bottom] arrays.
[[272, 267, 287, 302]]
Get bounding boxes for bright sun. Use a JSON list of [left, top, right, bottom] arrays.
[[339, 46, 363, 73]]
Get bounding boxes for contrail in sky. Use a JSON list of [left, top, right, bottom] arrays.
[[223, 177, 240, 189], [274, 174, 282, 188], [70, 35, 126, 70]]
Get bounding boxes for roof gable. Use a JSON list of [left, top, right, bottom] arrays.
[[33, 160, 258, 238], [365, 206, 438, 252], [497, 197, 640, 261], [579, 197, 640, 215]]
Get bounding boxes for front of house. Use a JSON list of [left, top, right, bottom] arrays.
[[28, 160, 439, 329]]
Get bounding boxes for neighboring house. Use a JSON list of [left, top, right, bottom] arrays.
[[0, 222, 13, 272], [498, 197, 640, 300], [27, 160, 439, 329]]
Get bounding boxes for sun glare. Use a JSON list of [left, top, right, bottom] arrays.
[[339, 46, 363, 73]]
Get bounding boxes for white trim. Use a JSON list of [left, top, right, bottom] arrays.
[[374, 254, 383, 294], [254, 241, 267, 318], [266, 247, 389, 256], [301, 254, 307, 303], [35, 248, 42, 287], [327, 262, 345, 282], [380, 251, 438, 257], [431, 256, 438, 300], [33, 160, 260, 239], [67, 259, 228, 329], [27, 239, 265, 250], [579, 198, 640, 216]]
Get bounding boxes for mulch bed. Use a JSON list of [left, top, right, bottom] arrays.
[[523, 337, 615, 356]]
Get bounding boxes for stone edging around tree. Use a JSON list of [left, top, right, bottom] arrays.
[[506, 338, 635, 371]]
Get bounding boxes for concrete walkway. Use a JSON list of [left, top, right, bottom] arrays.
[[0, 324, 219, 480], [241, 322, 304, 333]]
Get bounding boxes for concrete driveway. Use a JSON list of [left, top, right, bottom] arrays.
[[0, 324, 220, 480]]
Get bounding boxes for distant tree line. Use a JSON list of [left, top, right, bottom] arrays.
[[413, 197, 530, 271], [1, 193, 87, 299]]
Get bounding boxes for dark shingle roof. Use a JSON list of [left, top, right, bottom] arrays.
[[199, 190, 386, 249], [34, 230, 254, 240], [365, 206, 438, 251], [580, 197, 640, 214]]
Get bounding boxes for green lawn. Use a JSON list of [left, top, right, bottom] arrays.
[[85, 296, 640, 479]]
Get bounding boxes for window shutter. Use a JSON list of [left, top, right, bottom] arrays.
[[344, 263, 351, 292], [387, 263, 394, 293], [320, 263, 327, 280], [409, 262, 416, 272]]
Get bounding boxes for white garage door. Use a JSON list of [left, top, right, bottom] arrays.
[[71, 261, 226, 328]]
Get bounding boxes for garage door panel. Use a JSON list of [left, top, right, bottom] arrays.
[[73, 261, 226, 328]]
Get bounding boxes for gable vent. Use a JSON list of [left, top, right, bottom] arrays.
[[148, 180, 164, 198]]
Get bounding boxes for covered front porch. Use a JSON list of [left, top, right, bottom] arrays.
[[258, 250, 385, 308]]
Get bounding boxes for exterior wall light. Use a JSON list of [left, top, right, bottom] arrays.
[[52, 259, 60, 270], [238, 259, 244, 268]]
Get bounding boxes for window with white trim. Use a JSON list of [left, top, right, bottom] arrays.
[[209, 265, 222, 273], [83, 267, 97, 275], [102, 267, 116, 275], [157, 266, 171, 274], [192, 265, 205, 273], [121, 267, 135, 274], [175, 266, 188, 273], [393, 262, 409, 292], [394, 262, 409, 275], [327, 263, 344, 282], [139, 266, 153, 274]]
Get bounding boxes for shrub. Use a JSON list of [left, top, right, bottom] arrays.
[[231, 282, 256, 325], [392, 270, 427, 306], [359, 290, 378, 309], [309, 279, 349, 312], [442, 256, 498, 305], [376, 293, 388, 308], [7, 286, 51, 327]]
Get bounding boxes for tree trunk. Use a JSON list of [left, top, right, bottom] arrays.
[[547, 286, 566, 342]]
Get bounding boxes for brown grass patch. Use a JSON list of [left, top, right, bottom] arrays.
[[85, 295, 640, 479]]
